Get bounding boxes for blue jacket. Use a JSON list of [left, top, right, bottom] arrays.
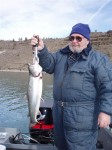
[[38, 44, 112, 130]]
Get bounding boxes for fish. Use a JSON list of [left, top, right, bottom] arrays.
[[27, 48, 45, 124]]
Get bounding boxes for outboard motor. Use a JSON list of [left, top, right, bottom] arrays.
[[30, 106, 54, 144]]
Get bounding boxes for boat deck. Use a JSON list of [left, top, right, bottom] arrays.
[[0, 127, 112, 150]]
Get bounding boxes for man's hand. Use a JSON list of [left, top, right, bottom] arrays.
[[31, 35, 44, 51], [98, 112, 111, 128]]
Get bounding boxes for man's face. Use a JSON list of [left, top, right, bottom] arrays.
[[69, 33, 89, 53]]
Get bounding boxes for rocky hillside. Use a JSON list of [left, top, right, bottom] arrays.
[[0, 31, 112, 71]]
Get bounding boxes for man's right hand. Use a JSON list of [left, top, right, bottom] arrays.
[[31, 35, 44, 51]]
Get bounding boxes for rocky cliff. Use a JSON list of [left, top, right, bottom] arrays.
[[0, 31, 112, 71]]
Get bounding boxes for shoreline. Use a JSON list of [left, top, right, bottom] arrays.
[[0, 69, 46, 73], [0, 69, 28, 73]]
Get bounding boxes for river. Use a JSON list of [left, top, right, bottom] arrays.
[[0, 71, 53, 133]]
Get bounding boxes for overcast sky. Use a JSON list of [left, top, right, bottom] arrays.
[[0, 0, 111, 40]]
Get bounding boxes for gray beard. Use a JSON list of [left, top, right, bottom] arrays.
[[68, 44, 83, 53]]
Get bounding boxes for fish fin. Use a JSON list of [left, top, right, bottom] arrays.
[[41, 98, 44, 102], [24, 93, 28, 100]]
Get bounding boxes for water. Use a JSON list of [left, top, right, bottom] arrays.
[[0, 71, 53, 133]]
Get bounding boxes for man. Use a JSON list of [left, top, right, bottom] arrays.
[[31, 23, 112, 150]]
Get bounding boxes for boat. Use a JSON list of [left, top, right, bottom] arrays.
[[0, 101, 112, 150]]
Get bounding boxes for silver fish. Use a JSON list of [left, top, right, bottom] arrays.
[[27, 52, 45, 124]]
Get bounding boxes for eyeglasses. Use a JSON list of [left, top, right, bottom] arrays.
[[69, 36, 83, 42]]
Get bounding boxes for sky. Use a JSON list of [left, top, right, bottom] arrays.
[[0, 0, 111, 40]]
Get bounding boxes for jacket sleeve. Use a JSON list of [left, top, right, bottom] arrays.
[[38, 45, 57, 74], [96, 54, 112, 115]]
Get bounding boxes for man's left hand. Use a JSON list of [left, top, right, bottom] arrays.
[[98, 112, 111, 128]]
